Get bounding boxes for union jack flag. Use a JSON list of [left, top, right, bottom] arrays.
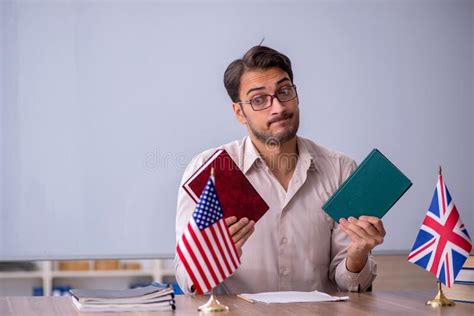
[[176, 173, 240, 294], [408, 174, 472, 287]]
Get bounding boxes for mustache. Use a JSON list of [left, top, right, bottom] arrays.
[[267, 112, 293, 127]]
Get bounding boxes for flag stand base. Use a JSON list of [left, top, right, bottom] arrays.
[[198, 294, 229, 313], [426, 282, 455, 307]]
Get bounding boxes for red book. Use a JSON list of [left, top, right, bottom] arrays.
[[182, 149, 269, 223]]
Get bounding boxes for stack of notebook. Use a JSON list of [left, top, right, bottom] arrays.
[[443, 255, 474, 303], [70, 282, 175, 312]]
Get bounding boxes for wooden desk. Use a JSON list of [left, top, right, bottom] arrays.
[[1, 290, 472, 315]]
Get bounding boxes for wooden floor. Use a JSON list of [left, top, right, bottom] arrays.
[[372, 255, 437, 290]]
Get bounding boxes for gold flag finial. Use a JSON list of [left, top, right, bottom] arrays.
[[439, 165, 442, 176]]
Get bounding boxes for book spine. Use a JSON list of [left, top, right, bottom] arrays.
[[454, 281, 474, 285], [182, 149, 223, 203]]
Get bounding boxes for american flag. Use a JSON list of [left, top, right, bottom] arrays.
[[408, 174, 472, 287], [176, 174, 240, 294]]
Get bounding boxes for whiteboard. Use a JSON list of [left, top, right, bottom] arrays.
[[1, 0, 472, 260]]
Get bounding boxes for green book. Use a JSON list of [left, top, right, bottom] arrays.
[[322, 149, 412, 222]]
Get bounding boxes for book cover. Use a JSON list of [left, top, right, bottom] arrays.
[[322, 149, 412, 222], [463, 255, 474, 269], [442, 282, 474, 303], [456, 268, 474, 283], [70, 285, 173, 302], [71, 297, 176, 312], [182, 149, 269, 223], [70, 284, 176, 312]]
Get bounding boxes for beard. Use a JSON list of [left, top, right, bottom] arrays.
[[245, 109, 300, 147]]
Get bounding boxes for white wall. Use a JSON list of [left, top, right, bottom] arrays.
[[471, 0, 474, 237], [0, 1, 4, 258], [1, 0, 472, 259]]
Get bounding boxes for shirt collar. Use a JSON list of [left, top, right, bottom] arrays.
[[242, 136, 319, 174], [242, 136, 262, 174], [296, 137, 319, 173]]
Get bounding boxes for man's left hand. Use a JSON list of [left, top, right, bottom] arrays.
[[339, 215, 386, 273]]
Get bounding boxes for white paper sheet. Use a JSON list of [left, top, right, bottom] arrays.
[[240, 290, 350, 304]]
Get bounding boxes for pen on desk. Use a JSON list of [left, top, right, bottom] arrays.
[[237, 294, 255, 304]]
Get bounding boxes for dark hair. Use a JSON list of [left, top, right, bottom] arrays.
[[223, 46, 294, 103]]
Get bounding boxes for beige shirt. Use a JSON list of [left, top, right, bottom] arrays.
[[175, 136, 377, 294]]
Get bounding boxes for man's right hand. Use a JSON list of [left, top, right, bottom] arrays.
[[225, 216, 255, 258]]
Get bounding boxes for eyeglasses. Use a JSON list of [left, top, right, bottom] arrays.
[[238, 85, 298, 111]]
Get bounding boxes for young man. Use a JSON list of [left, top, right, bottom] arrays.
[[175, 46, 385, 294]]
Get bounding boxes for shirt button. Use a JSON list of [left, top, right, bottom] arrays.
[[281, 237, 288, 245]]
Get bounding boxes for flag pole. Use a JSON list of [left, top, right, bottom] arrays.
[[425, 165, 455, 307], [425, 281, 455, 307], [198, 167, 230, 313], [197, 288, 229, 313]]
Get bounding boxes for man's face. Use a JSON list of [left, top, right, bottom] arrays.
[[232, 67, 300, 146]]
